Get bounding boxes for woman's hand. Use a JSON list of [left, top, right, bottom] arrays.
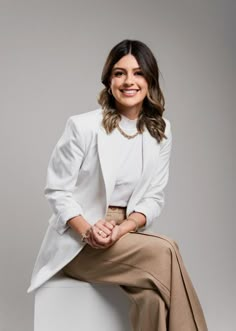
[[68, 212, 146, 249], [67, 216, 121, 249], [85, 212, 146, 249], [85, 220, 122, 249]]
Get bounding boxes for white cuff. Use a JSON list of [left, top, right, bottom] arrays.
[[49, 205, 84, 235]]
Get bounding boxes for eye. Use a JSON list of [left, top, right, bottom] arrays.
[[134, 71, 144, 76], [113, 71, 124, 77]]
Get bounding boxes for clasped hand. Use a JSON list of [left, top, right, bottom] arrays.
[[84, 219, 121, 249]]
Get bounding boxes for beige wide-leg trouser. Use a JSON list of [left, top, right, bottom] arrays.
[[63, 207, 208, 331]]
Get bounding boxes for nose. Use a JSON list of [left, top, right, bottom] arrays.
[[124, 72, 134, 85]]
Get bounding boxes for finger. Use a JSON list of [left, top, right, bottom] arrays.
[[111, 225, 121, 242], [96, 220, 115, 231], [94, 224, 112, 237], [92, 226, 118, 248], [90, 237, 106, 249], [95, 219, 116, 232], [104, 221, 116, 230], [87, 228, 106, 248], [85, 234, 101, 249], [94, 226, 110, 238], [95, 219, 107, 227], [91, 227, 112, 245], [94, 232, 112, 245]]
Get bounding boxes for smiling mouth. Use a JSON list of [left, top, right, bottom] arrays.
[[120, 89, 140, 96]]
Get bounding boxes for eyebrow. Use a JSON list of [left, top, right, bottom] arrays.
[[112, 67, 141, 71]]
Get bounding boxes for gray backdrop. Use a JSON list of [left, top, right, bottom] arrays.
[[1, 0, 235, 330]]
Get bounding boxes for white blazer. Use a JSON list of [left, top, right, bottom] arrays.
[[27, 108, 172, 293]]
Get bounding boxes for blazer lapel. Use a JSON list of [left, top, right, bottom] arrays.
[[127, 129, 161, 215], [97, 126, 122, 209]]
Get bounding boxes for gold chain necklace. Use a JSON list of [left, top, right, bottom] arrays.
[[117, 125, 140, 139]]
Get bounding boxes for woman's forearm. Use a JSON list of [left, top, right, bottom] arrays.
[[119, 212, 146, 236], [67, 215, 91, 236], [67, 212, 146, 242]]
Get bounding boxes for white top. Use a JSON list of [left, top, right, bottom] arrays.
[[109, 114, 143, 207]]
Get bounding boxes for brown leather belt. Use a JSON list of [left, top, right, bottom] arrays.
[[108, 205, 126, 211]]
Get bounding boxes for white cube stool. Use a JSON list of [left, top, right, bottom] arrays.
[[34, 271, 131, 331]]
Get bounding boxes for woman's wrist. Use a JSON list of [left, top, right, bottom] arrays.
[[126, 212, 146, 232], [67, 215, 91, 236], [126, 217, 139, 232], [116, 212, 146, 236], [81, 227, 92, 242], [119, 220, 135, 236]]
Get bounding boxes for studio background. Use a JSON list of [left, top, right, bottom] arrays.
[[0, 0, 234, 330]]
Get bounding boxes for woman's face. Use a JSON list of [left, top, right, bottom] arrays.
[[110, 54, 148, 116]]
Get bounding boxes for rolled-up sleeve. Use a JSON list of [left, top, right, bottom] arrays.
[[44, 117, 85, 235], [133, 120, 172, 231]]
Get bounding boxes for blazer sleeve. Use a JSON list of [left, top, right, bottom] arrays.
[[44, 116, 86, 235], [133, 120, 172, 230]]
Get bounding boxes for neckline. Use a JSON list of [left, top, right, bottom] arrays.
[[119, 114, 138, 130]]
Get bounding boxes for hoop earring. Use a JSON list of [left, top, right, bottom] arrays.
[[108, 88, 112, 95]]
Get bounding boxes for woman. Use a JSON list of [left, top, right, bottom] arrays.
[[28, 39, 208, 330]]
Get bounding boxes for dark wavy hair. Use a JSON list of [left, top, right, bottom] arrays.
[[98, 39, 167, 143]]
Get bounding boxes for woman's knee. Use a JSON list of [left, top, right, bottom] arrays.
[[140, 236, 180, 267], [160, 235, 179, 251]]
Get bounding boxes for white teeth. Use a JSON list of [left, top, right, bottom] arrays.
[[122, 89, 138, 95]]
